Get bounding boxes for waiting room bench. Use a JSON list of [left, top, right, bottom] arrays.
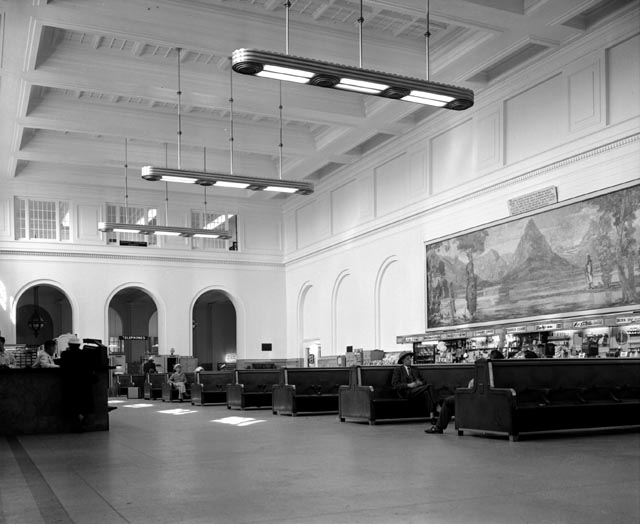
[[191, 371, 234, 405], [143, 373, 167, 400], [272, 367, 352, 416], [339, 364, 474, 425], [227, 369, 281, 410], [162, 372, 196, 402], [455, 358, 640, 441]]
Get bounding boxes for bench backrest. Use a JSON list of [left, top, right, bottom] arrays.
[[281, 367, 351, 395], [130, 374, 146, 387], [485, 358, 640, 391], [355, 366, 398, 399], [116, 374, 132, 386], [147, 373, 167, 387], [418, 364, 475, 400], [234, 369, 282, 392], [198, 371, 234, 387]]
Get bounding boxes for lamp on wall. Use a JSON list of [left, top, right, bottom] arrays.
[[141, 51, 313, 195], [231, 0, 473, 110]]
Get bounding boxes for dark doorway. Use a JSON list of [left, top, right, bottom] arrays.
[[16, 285, 72, 347], [193, 290, 236, 371], [108, 288, 158, 373]]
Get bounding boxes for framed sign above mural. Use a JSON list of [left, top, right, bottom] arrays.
[[425, 182, 640, 329]]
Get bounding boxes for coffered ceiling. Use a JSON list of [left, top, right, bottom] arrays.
[[0, 0, 635, 202]]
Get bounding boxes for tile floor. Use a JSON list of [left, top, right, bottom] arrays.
[[1, 398, 638, 524]]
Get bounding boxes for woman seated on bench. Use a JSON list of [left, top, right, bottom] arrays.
[[168, 364, 188, 401]]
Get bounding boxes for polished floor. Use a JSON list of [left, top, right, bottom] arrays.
[[1, 398, 638, 524]]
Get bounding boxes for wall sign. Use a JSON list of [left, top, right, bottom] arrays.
[[508, 186, 558, 216]]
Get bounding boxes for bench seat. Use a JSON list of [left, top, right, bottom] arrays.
[[190, 371, 234, 405], [339, 364, 474, 424], [227, 369, 281, 410], [272, 367, 351, 416], [455, 358, 640, 441]]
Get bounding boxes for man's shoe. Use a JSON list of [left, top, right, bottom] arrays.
[[425, 425, 443, 434]]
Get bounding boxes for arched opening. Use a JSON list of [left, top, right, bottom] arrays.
[[16, 284, 72, 347], [108, 287, 158, 374], [192, 290, 236, 370]]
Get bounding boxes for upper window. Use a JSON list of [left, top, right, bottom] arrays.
[[190, 211, 237, 251], [104, 204, 158, 246], [15, 198, 71, 241]]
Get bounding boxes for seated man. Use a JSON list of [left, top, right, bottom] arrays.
[[0, 337, 17, 368], [32, 339, 60, 368], [425, 349, 504, 434], [168, 363, 188, 401], [391, 352, 433, 416]]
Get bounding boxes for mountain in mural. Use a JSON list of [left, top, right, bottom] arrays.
[[475, 248, 510, 282], [501, 218, 576, 283]]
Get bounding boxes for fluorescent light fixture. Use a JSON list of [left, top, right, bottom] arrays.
[[160, 175, 197, 184], [214, 181, 251, 189], [264, 186, 297, 193], [231, 49, 474, 110], [141, 166, 314, 195], [98, 221, 231, 239]]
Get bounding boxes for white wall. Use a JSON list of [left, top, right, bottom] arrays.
[[283, 19, 640, 358]]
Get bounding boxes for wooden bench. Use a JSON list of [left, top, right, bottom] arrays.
[[143, 373, 167, 400], [190, 371, 234, 405], [162, 372, 196, 402], [272, 367, 352, 416], [455, 358, 640, 441], [339, 364, 474, 425], [114, 374, 133, 396], [227, 369, 281, 410]]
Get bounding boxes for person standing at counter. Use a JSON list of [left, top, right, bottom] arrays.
[[392, 352, 433, 416], [0, 337, 17, 368], [32, 340, 59, 368]]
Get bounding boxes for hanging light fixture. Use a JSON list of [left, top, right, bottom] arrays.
[[141, 50, 313, 195], [232, 0, 473, 110], [27, 286, 46, 338], [98, 135, 231, 239]]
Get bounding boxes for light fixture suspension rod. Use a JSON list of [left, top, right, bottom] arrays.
[[284, 1, 291, 54], [425, 0, 431, 81], [165, 181, 170, 226], [358, 0, 364, 68], [278, 82, 283, 180], [229, 58, 235, 174], [203, 147, 208, 217], [124, 137, 129, 218], [176, 47, 183, 169]]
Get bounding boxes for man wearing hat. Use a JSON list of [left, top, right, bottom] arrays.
[[391, 351, 433, 417], [143, 355, 158, 375]]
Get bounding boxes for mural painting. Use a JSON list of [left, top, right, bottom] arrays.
[[426, 184, 640, 328]]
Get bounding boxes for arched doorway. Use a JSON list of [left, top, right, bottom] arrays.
[[108, 287, 158, 374], [16, 284, 72, 347], [192, 290, 236, 370]]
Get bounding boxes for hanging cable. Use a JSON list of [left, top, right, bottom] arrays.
[[229, 57, 235, 175], [176, 48, 183, 169], [123, 137, 129, 219], [278, 82, 283, 180], [425, 0, 431, 81], [203, 147, 208, 219]]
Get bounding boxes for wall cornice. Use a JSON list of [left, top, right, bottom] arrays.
[[0, 249, 284, 268], [284, 133, 640, 266]]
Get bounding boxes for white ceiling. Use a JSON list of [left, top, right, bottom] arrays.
[[0, 0, 635, 202]]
